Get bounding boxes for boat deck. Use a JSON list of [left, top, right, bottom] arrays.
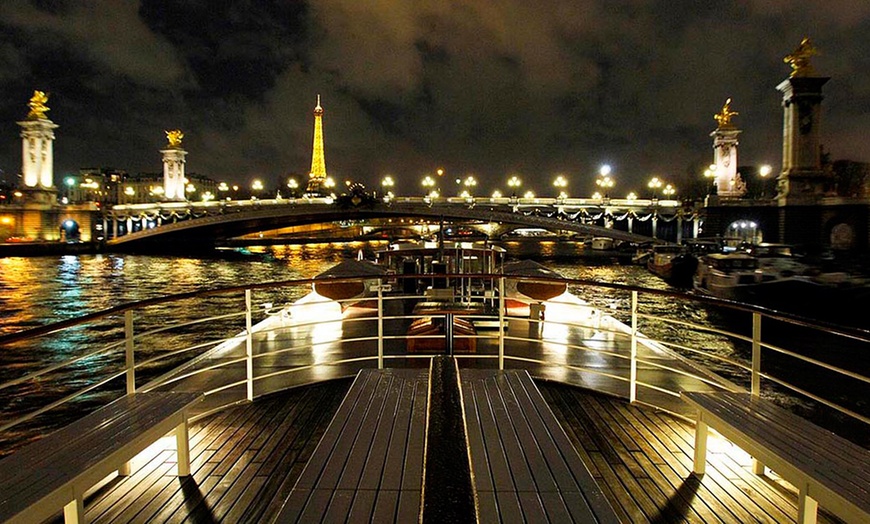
[[50, 377, 843, 523]]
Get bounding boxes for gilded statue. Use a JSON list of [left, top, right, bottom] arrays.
[[165, 129, 184, 147], [714, 98, 738, 127], [27, 90, 50, 119], [784, 37, 819, 77]]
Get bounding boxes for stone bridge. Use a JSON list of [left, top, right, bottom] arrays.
[[106, 196, 698, 251]]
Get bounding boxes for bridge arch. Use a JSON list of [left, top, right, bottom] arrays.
[[105, 199, 692, 251]]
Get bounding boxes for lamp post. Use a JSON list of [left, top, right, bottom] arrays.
[[662, 184, 675, 199], [463, 175, 477, 201], [595, 175, 614, 198], [647, 177, 662, 199], [507, 175, 522, 197], [758, 164, 772, 198], [381, 176, 394, 202], [553, 175, 568, 203], [422, 175, 438, 203], [286, 178, 299, 198], [703, 164, 717, 195], [251, 179, 263, 199]]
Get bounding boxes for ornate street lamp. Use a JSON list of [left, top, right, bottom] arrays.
[[553, 175, 568, 203], [758, 164, 772, 198], [703, 164, 717, 195], [381, 176, 394, 202], [507, 175, 522, 197], [422, 175, 438, 202], [647, 177, 662, 199], [463, 175, 477, 197], [595, 175, 614, 197]]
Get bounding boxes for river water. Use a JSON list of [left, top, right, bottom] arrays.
[[0, 240, 866, 450], [0, 241, 670, 333]]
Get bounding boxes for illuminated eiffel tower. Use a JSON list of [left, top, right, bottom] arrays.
[[306, 95, 328, 193]]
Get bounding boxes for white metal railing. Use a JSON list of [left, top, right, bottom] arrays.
[[1, 274, 868, 452]]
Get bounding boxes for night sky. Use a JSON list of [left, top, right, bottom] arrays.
[[1, 1, 869, 197]]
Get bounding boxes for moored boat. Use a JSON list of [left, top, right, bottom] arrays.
[[646, 244, 698, 287]]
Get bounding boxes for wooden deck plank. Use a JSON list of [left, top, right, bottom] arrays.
[[293, 370, 380, 491], [275, 369, 429, 523], [482, 376, 537, 492], [469, 378, 514, 492], [498, 375, 559, 493], [336, 373, 393, 490], [84, 449, 175, 522], [401, 378, 429, 493], [40, 373, 853, 524], [236, 382, 349, 522], [357, 377, 404, 490]]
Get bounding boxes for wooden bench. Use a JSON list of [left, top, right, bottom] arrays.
[[274, 368, 429, 523], [0, 391, 201, 524], [459, 369, 620, 523], [683, 391, 870, 524]]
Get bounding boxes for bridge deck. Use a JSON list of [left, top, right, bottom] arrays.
[[41, 374, 843, 523]]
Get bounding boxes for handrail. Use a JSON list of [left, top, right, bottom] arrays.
[[1, 272, 868, 453]]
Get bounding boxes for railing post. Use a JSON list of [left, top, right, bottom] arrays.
[[446, 313, 454, 356], [751, 312, 761, 397], [630, 291, 638, 403], [377, 278, 384, 369], [498, 276, 505, 370], [124, 310, 135, 395], [245, 289, 254, 401]]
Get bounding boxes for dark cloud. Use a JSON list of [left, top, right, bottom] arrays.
[[0, 0, 868, 198]]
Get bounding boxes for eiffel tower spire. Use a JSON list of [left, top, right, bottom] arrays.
[[307, 94, 327, 193]]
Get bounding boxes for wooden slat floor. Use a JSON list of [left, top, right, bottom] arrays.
[[538, 381, 846, 524], [48, 378, 845, 523], [49, 379, 352, 524]]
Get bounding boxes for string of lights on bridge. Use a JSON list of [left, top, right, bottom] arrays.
[[208, 162, 770, 205]]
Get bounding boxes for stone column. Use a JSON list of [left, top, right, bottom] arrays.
[[776, 76, 831, 203], [160, 129, 188, 201]]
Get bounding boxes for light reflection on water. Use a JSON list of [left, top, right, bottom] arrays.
[[3, 241, 860, 450]]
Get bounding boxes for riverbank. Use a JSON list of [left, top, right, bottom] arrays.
[[0, 241, 100, 257]]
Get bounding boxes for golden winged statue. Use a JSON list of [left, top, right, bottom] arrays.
[[714, 98, 738, 127], [784, 37, 819, 77], [165, 129, 184, 147], [27, 91, 50, 119]]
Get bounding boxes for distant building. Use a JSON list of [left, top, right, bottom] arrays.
[[61, 168, 126, 206], [61, 169, 218, 205]]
